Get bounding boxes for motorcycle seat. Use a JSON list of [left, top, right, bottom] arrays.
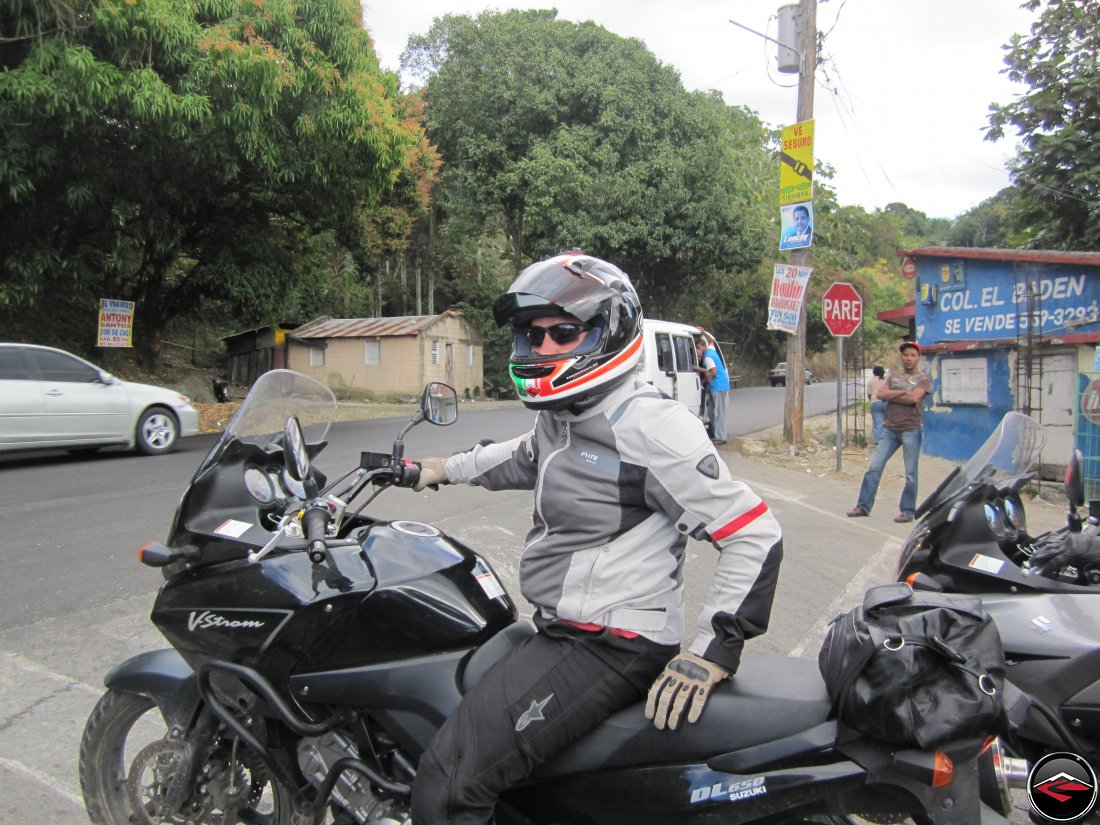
[[533, 652, 833, 778]]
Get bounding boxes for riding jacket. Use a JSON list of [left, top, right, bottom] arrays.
[[443, 379, 783, 673]]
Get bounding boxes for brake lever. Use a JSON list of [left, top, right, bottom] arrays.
[[249, 514, 297, 564]]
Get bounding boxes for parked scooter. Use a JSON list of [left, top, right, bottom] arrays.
[[80, 369, 1017, 825], [896, 411, 1100, 765]]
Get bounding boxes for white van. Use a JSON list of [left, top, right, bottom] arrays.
[[636, 319, 706, 418]]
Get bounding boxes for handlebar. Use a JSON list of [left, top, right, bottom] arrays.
[[257, 459, 425, 569], [399, 459, 421, 489], [301, 504, 330, 563]]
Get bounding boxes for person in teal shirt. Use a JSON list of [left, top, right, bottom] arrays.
[[695, 331, 730, 445]]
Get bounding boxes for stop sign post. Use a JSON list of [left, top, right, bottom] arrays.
[[822, 282, 863, 471]]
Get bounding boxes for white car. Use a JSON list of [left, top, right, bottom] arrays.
[[0, 343, 200, 456]]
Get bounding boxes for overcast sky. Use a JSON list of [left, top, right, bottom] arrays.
[[361, 1, 1038, 220]]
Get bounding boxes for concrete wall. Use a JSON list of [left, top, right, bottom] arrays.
[[415, 315, 484, 396], [922, 350, 1014, 463]]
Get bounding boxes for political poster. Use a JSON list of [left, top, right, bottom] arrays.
[[97, 298, 135, 348], [767, 263, 813, 334], [779, 202, 814, 251]]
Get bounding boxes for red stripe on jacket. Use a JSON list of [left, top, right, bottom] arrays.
[[711, 501, 769, 542]]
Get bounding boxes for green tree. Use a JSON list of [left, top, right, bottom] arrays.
[[948, 187, 1025, 248], [402, 10, 772, 317], [1, 0, 434, 366], [987, 0, 1100, 249]]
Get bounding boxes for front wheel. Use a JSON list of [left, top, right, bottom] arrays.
[[79, 689, 295, 825], [136, 407, 179, 455]]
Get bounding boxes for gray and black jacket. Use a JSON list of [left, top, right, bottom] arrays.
[[444, 379, 783, 673]]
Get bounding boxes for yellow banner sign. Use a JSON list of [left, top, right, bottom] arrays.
[[779, 120, 814, 205]]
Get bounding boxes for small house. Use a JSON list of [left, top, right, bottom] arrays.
[[286, 311, 484, 398], [222, 322, 303, 386]]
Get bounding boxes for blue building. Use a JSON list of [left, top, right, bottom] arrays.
[[888, 247, 1100, 478]]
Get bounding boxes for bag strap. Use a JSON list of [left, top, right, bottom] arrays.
[[870, 633, 1000, 699]]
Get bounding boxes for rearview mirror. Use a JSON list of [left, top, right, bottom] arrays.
[[422, 383, 458, 426], [283, 415, 312, 482], [1066, 449, 1085, 508]]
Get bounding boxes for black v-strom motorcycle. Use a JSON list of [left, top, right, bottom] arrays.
[[897, 411, 1100, 766], [80, 369, 1018, 825]]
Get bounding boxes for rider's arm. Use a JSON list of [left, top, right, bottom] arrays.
[[445, 427, 539, 491], [644, 406, 783, 674]]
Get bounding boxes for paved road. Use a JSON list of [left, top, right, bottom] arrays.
[[3, 382, 1039, 823], [0, 383, 839, 633]]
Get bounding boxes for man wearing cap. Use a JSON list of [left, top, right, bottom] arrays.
[[847, 341, 931, 523]]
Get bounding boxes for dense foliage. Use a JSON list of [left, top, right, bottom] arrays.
[[987, 0, 1100, 249], [1, 0, 434, 364], [3, 1, 1077, 384], [402, 10, 773, 318]]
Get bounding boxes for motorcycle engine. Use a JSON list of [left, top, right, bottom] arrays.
[[298, 732, 410, 825]]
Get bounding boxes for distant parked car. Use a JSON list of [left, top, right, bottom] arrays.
[[768, 361, 812, 387], [0, 344, 200, 456]]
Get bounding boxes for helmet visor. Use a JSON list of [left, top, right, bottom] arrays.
[[492, 256, 628, 326], [511, 321, 605, 359]]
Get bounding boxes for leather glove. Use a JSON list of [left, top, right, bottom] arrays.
[[1031, 531, 1100, 578], [413, 457, 448, 492], [644, 652, 729, 731]]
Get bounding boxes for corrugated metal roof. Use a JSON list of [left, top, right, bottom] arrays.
[[292, 315, 445, 340]]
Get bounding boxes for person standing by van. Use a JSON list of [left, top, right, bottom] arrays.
[[695, 330, 730, 446]]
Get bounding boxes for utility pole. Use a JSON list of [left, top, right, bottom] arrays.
[[783, 0, 816, 446]]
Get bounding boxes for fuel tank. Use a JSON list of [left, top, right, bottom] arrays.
[[152, 520, 517, 679], [982, 593, 1100, 748]]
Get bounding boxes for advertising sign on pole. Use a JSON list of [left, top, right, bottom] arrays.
[[767, 263, 813, 335], [779, 120, 814, 206], [97, 298, 135, 348]]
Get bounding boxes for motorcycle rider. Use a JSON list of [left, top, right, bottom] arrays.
[[410, 253, 783, 825]]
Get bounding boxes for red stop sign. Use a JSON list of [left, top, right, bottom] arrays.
[[822, 282, 863, 337]]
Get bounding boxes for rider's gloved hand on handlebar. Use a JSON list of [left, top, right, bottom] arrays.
[[413, 457, 449, 492], [644, 652, 729, 731], [1031, 531, 1100, 578]]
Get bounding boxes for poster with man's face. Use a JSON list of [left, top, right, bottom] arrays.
[[779, 202, 814, 250]]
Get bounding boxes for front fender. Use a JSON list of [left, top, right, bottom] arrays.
[[105, 649, 200, 733]]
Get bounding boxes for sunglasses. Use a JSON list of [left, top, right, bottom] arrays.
[[524, 322, 591, 347]]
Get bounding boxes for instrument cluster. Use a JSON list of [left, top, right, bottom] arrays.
[[243, 466, 306, 506], [983, 494, 1028, 543]]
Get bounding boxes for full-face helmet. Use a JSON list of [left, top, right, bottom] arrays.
[[492, 253, 643, 411]]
